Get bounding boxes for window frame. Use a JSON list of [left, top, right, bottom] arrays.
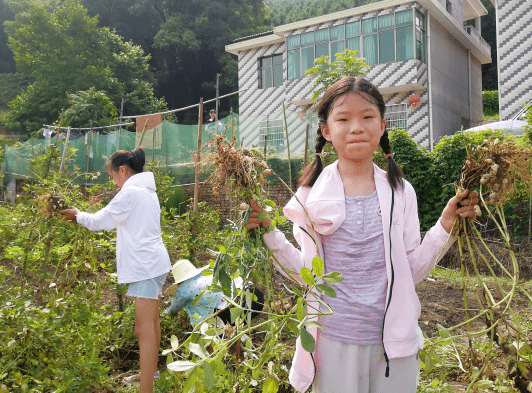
[[285, 7, 421, 81], [259, 118, 285, 153], [259, 54, 283, 89]]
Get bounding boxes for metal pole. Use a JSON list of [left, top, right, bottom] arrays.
[[264, 135, 267, 156], [215, 73, 221, 121], [59, 126, 71, 173], [193, 98, 204, 213]]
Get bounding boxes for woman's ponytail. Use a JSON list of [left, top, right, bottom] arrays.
[[298, 125, 328, 187], [379, 131, 404, 190], [128, 147, 145, 174], [107, 147, 145, 174]]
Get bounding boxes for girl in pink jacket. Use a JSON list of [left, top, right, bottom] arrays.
[[244, 77, 479, 393]]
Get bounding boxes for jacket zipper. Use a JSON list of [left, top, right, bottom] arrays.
[[381, 188, 395, 377]]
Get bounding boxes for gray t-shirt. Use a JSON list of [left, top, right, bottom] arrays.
[[319, 190, 387, 345]]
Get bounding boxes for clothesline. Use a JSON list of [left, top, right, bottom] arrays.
[[121, 89, 246, 119], [39, 88, 245, 130], [42, 122, 134, 131]]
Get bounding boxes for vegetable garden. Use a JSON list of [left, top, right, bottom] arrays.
[[3, 118, 532, 393]]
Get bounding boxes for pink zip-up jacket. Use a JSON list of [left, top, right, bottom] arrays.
[[263, 161, 455, 393]]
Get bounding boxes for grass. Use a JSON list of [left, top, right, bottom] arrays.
[[483, 113, 500, 121]]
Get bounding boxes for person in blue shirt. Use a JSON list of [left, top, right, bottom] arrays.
[[164, 259, 263, 327], [205, 109, 224, 135]]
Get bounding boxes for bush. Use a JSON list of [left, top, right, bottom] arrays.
[[389, 129, 439, 230], [482, 90, 499, 116]]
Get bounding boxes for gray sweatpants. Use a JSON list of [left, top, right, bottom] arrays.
[[312, 335, 421, 393]]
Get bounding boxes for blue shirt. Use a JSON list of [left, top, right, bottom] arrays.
[[167, 273, 222, 327]]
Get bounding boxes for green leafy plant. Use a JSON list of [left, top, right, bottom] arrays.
[[305, 48, 370, 101], [63, 87, 118, 128], [482, 91, 499, 118]]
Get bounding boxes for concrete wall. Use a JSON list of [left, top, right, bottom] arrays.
[[470, 55, 483, 127], [496, 0, 532, 119], [429, 17, 472, 141], [435, 0, 463, 24]]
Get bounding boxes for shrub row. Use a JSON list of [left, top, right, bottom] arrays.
[[482, 90, 499, 116]]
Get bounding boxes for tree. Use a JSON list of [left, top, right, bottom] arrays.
[[146, 0, 273, 118], [63, 88, 118, 128], [0, 0, 16, 74], [305, 49, 370, 100], [4, 0, 165, 134]]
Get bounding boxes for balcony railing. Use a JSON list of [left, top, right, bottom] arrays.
[[465, 25, 491, 54]]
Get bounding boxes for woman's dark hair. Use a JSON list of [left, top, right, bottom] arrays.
[[107, 147, 145, 174], [298, 76, 404, 190]]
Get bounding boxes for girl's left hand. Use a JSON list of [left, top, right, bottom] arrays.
[[439, 189, 479, 234], [59, 208, 79, 223]]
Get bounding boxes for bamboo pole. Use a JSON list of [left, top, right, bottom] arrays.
[[282, 103, 292, 188], [152, 125, 156, 162], [163, 115, 168, 169], [44, 111, 64, 179], [119, 97, 124, 150], [230, 107, 234, 142], [137, 115, 151, 147], [193, 98, 204, 213], [58, 126, 72, 173]]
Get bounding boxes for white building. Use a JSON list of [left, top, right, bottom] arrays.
[[226, 0, 491, 152], [491, 0, 532, 120]]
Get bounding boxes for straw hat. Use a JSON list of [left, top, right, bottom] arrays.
[[164, 259, 209, 295]]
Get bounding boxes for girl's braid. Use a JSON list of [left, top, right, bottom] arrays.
[[379, 131, 404, 189]]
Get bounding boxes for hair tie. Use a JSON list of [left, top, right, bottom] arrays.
[[385, 154, 392, 158], [315, 152, 322, 157]]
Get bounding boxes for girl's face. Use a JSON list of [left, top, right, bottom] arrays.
[[321, 92, 386, 164], [107, 165, 132, 189]]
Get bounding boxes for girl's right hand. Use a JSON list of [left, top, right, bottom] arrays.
[[240, 200, 272, 230], [59, 208, 79, 223]]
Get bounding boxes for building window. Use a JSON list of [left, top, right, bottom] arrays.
[[260, 54, 283, 89], [378, 15, 395, 64], [416, 10, 426, 62], [385, 104, 408, 132], [446, 0, 452, 15], [286, 9, 419, 80], [259, 119, 285, 152], [330, 25, 345, 61]]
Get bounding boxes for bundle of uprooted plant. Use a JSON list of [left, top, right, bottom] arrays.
[[428, 137, 532, 391], [205, 134, 272, 204], [165, 134, 342, 385]]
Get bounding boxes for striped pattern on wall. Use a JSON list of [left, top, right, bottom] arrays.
[[497, 0, 532, 119], [237, 3, 431, 151]]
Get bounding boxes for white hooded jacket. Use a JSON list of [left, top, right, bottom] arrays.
[[76, 172, 171, 284]]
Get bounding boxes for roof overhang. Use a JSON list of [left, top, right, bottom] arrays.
[[226, 0, 491, 63], [226, 34, 285, 55], [273, 0, 405, 37], [380, 83, 426, 95], [418, 0, 491, 63], [463, 0, 488, 20]]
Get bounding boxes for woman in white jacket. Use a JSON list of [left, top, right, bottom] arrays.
[[60, 147, 171, 393], [243, 77, 479, 393]]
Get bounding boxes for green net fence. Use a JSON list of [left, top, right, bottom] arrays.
[[2, 110, 319, 191]]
